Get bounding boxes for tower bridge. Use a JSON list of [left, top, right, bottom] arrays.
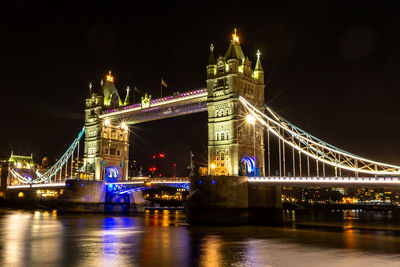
[[6, 30, 400, 222]]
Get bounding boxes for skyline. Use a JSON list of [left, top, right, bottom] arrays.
[[3, 1, 400, 171]]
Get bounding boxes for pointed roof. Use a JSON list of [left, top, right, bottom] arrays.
[[208, 43, 216, 65], [87, 82, 93, 98], [255, 50, 263, 71], [224, 42, 245, 61], [124, 86, 131, 105], [99, 71, 122, 105], [224, 29, 245, 61]]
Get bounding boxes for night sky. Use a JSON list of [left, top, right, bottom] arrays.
[[2, 1, 400, 176]]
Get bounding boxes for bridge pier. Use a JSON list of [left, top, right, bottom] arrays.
[[186, 176, 282, 225], [59, 180, 106, 213], [59, 180, 145, 214]]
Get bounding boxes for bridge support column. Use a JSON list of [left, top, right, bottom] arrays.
[[186, 176, 282, 225], [248, 183, 282, 225], [58, 180, 106, 213], [129, 191, 145, 213]]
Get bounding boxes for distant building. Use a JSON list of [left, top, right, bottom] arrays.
[[7, 152, 37, 185], [0, 158, 8, 189]]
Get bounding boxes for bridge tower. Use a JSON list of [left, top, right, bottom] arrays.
[[206, 30, 265, 176], [84, 72, 129, 181]]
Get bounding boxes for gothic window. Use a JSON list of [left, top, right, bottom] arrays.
[[216, 156, 219, 161], [216, 150, 219, 155], [216, 133, 220, 140], [104, 149, 109, 154], [221, 132, 225, 140], [103, 132, 108, 138], [218, 64, 224, 73], [215, 110, 219, 117], [111, 131, 116, 139], [225, 108, 229, 116], [221, 109, 224, 116], [110, 148, 116, 155], [117, 150, 120, 156], [221, 153, 225, 160], [217, 79, 224, 87]]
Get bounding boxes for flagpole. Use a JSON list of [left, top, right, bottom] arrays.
[[161, 78, 163, 98]]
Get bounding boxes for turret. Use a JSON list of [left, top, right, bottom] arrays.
[[206, 44, 217, 78], [87, 82, 93, 98], [124, 86, 131, 106], [99, 71, 122, 108], [253, 50, 264, 84], [224, 29, 244, 74]]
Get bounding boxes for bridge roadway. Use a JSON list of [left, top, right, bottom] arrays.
[[7, 176, 400, 191]]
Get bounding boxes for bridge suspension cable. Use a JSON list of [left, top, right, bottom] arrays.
[[10, 127, 85, 184], [239, 96, 400, 176]]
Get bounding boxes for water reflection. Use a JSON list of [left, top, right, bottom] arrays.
[[0, 209, 399, 266]]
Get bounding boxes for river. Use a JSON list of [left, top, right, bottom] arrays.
[[0, 209, 400, 266]]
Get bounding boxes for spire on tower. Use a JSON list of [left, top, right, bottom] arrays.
[[124, 86, 131, 106], [225, 28, 245, 61], [232, 28, 240, 44], [208, 43, 216, 65], [87, 82, 93, 98], [106, 71, 114, 82], [255, 49, 263, 71]]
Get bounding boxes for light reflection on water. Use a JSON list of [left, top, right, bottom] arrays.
[[0, 209, 400, 266]]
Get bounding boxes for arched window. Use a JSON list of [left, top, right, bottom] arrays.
[[215, 110, 219, 117], [225, 108, 229, 115], [216, 133, 220, 140], [221, 132, 225, 140], [226, 131, 230, 140]]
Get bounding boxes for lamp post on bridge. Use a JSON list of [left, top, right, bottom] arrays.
[[246, 114, 256, 177]]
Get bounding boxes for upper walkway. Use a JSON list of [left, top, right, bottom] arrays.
[[99, 89, 208, 123]]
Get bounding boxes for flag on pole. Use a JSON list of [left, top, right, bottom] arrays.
[[161, 78, 168, 88]]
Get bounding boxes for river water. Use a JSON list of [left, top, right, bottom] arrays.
[[1, 209, 400, 266]]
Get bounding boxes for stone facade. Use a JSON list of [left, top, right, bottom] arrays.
[[84, 74, 129, 181], [206, 31, 265, 176]]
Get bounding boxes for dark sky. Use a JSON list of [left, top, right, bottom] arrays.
[[2, 1, 400, 175]]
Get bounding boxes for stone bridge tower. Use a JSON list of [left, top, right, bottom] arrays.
[[84, 72, 129, 181], [206, 30, 265, 176]]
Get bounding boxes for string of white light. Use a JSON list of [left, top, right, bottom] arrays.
[[11, 127, 85, 184], [239, 96, 400, 176]]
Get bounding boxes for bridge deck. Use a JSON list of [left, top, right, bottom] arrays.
[[8, 176, 400, 190]]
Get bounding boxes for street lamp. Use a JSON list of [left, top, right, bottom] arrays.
[[210, 163, 216, 175], [246, 114, 256, 177]]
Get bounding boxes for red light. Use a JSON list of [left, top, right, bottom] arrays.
[[152, 155, 156, 159], [159, 174, 162, 176], [173, 163, 176, 167], [159, 153, 164, 158]]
